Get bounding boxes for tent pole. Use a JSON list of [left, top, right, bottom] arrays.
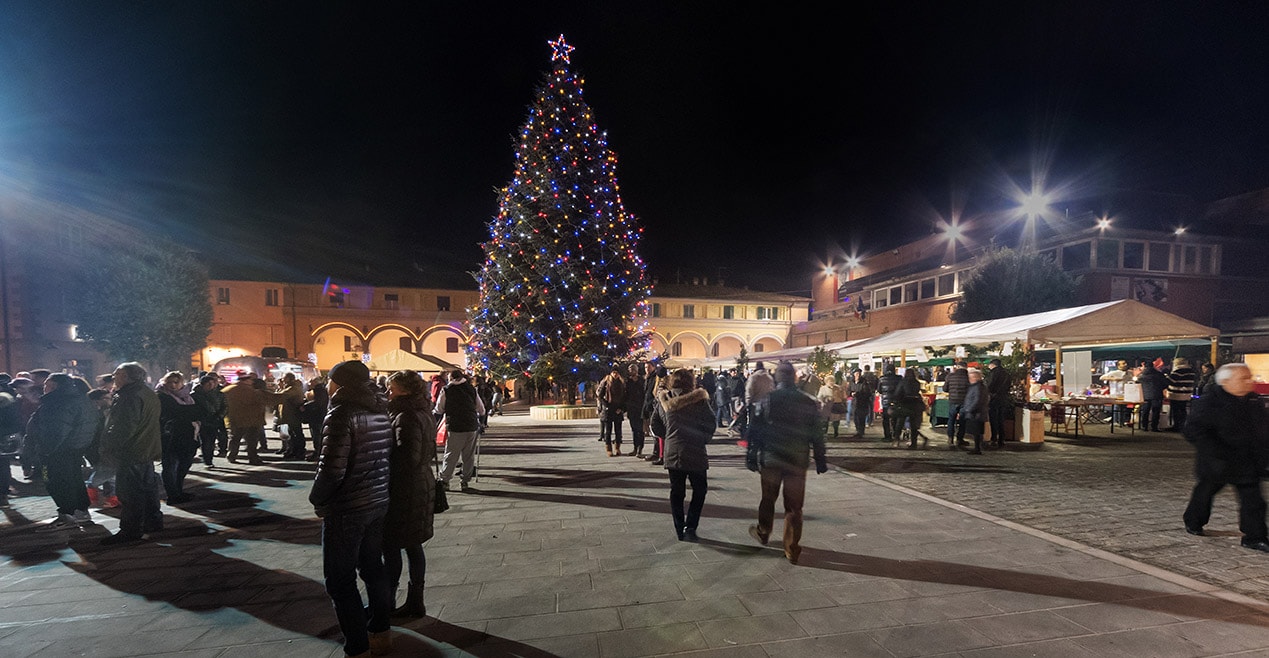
[[1210, 336, 1218, 365], [1054, 345, 1063, 397], [900, 350, 906, 370]]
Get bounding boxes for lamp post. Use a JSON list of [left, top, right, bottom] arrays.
[[1019, 190, 1050, 250]]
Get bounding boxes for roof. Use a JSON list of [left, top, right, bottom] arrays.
[[651, 283, 811, 304], [834, 300, 1218, 356], [366, 349, 462, 373]]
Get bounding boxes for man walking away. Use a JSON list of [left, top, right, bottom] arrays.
[[1182, 364, 1269, 552], [943, 361, 969, 448], [311, 360, 394, 657], [876, 365, 901, 444], [99, 363, 163, 546], [435, 370, 484, 492], [746, 362, 827, 565]]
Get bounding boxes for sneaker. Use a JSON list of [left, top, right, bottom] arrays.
[[37, 514, 78, 533], [72, 510, 93, 525], [748, 525, 769, 546]]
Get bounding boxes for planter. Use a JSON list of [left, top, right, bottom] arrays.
[[1015, 407, 1046, 444], [529, 404, 598, 421]]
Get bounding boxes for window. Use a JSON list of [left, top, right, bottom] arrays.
[[1061, 242, 1091, 271], [1038, 249, 1057, 264], [1096, 240, 1119, 269], [1123, 242, 1145, 269], [1200, 246, 1214, 274], [682, 304, 695, 319], [672, 342, 682, 357], [722, 305, 734, 319], [445, 337, 459, 353], [343, 336, 354, 352], [903, 282, 918, 303], [437, 296, 451, 312], [937, 273, 955, 296], [711, 344, 720, 357], [216, 287, 230, 305], [1148, 242, 1170, 271], [754, 344, 764, 353], [399, 336, 412, 351], [651, 303, 661, 318], [920, 279, 935, 299], [873, 290, 888, 309], [768, 306, 780, 320], [329, 291, 345, 308], [889, 287, 902, 306], [384, 293, 399, 310], [264, 288, 279, 306]]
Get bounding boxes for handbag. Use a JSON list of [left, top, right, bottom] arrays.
[[0, 432, 20, 457], [829, 401, 848, 415], [434, 455, 450, 514]]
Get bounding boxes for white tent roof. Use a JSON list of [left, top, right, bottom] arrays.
[[366, 349, 462, 374], [836, 300, 1218, 357], [696, 338, 872, 368]]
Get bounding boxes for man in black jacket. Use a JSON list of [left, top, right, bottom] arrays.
[[435, 370, 484, 492], [1181, 363, 1269, 552], [746, 362, 827, 565], [311, 360, 395, 657], [1137, 359, 1167, 431], [985, 359, 1012, 448], [876, 365, 901, 444]]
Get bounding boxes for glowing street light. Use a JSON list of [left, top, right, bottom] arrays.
[[1097, 217, 1112, 231], [1174, 226, 1187, 236], [1020, 191, 1050, 218]]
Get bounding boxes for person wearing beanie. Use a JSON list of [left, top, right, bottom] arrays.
[[650, 368, 715, 542], [310, 359, 395, 657], [745, 361, 827, 565]]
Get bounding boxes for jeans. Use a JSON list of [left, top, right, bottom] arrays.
[[384, 544, 426, 589], [161, 434, 197, 500], [627, 413, 645, 453], [600, 419, 623, 450], [45, 450, 90, 515], [439, 430, 479, 485], [1139, 399, 1163, 431], [946, 402, 967, 442], [1169, 400, 1189, 430], [668, 469, 708, 533], [1184, 478, 1267, 542], [228, 425, 264, 462], [853, 395, 873, 436], [115, 461, 163, 538], [322, 510, 392, 656], [757, 465, 807, 562]]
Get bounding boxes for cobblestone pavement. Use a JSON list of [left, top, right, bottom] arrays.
[[824, 420, 1269, 603]]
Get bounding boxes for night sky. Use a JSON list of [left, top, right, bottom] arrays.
[[1, 2, 1266, 293]]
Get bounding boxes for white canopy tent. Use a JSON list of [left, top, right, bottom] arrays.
[[832, 300, 1219, 394], [697, 338, 872, 369], [366, 349, 463, 375]]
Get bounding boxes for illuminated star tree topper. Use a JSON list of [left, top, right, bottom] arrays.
[[468, 35, 651, 396]]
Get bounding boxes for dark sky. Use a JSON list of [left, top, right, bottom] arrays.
[[2, 2, 1267, 293]]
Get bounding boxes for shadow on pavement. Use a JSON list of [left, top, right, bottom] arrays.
[[487, 466, 666, 489], [837, 455, 1018, 475]]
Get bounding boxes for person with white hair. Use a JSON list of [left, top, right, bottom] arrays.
[[960, 368, 989, 455], [1182, 363, 1269, 552]]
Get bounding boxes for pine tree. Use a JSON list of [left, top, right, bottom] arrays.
[[468, 35, 650, 394]]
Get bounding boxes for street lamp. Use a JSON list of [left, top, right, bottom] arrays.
[[1017, 189, 1050, 249]]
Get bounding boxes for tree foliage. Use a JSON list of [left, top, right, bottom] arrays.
[[468, 40, 650, 387], [70, 240, 212, 372], [807, 346, 838, 379], [951, 247, 1079, 323]]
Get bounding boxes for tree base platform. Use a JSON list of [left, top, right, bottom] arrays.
[[530, 405, 598, 420]]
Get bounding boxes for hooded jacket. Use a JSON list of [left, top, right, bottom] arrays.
[[26, 385, 98, 456], [651, 388, 713, 472], [385, 392, 436, 547], [310, 382, 393, 518]]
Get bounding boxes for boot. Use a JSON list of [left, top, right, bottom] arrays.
[[392, 581, 426, 618]]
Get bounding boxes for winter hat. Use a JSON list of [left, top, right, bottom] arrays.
[[328, 360, 371, 388], [775, 361, 797, 385], [988, 358, 1002, 367]]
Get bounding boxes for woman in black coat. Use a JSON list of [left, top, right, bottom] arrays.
[[650, 368, 715, 541], [383, 370, 437, 618]]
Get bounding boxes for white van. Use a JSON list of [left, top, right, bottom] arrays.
[[212, 355, 320, 385]]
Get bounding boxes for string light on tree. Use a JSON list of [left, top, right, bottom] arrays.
[[468, 34, 650, 391]]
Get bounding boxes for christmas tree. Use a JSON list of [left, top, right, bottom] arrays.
[[468, 35, 650, 395]]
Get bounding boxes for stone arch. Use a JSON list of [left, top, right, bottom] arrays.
[[311, 322, 367, 370], [710, 333, 746, 359], [669, 332, 709, 359], [366, 324, 417, 359], [419, 324, 469, 369], [645, 332, 669, 357], [751, 334, 785, 355]]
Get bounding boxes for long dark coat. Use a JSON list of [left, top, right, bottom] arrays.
[[384, 392, 437, 547], [651, 388, 714, 472], [1184, 387, 1269, 485]]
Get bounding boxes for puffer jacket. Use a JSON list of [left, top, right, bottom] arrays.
[[26, 386, 98, 457], [756, 384, 826, 471], [310, 382, 393, 518], [384, 392, 436, 547], [1184, 387, 1269, 484], [943, 368, 969, 404], [877, 371, 901, 407], [651, 388, 714, 472]]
